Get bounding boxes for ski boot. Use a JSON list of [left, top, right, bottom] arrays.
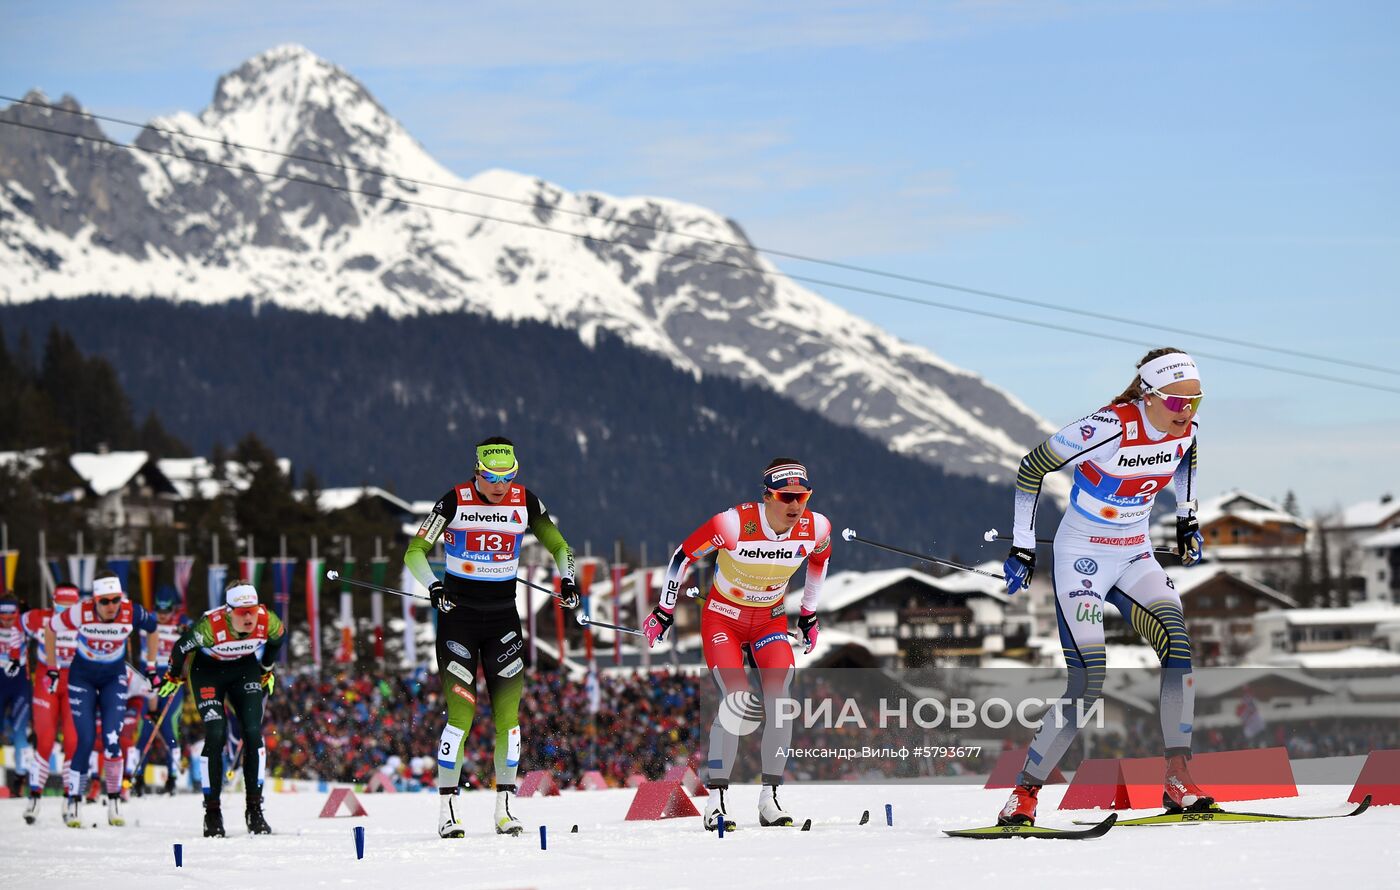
[[163, 772, 178, 795], [131, 772, 146, 797], [438, 788, 465, 838], [703, 784, 737, 832], [203, 798, 226, 838], [107, 793, 125, 826], [1164, 753, 1215, 813], [997, 783, 1041, 826], [495, 784, 523, 836], [63, 796, 83, 828], [758, 783, 794, 827], [245, 789, 272, 834], [23, 791, 41, 825]]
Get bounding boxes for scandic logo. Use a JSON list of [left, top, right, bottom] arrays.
[[1118, 452, 1174, 468], [738, 546, 800, 560]]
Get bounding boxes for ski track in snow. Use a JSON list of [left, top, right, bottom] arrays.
[[2, 784, 1394, 888]]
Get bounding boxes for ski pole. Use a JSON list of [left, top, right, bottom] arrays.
[[575, 614, 643, 636], [982, 528, 1181, 560], [841, 529, 1005, 581], [134, 685, 182, 774], [327, 570, 572, 602]]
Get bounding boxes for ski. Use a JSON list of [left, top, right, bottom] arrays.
[[944, 812, 1117, 839], [1073, 794, 1371, 827]]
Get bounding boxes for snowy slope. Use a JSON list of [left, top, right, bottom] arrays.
[[0, 44, 1055, 481], [1, 783, 1390, 889]]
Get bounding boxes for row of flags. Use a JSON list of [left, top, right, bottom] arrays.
[[0, 546, 667, 676]]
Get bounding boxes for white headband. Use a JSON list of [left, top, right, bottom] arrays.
[[93, 576, 123, 597], [1138, 352, 1200, 392], [225, 584, 259, 608]]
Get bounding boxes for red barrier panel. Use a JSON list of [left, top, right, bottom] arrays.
[[1349, 749, 1400, 806], [663, 765, 708, 797], [517, 770, 561, 798], [983, 745, 1066, 789], [318, 787, 369, 818], [1064, 748, 1298, 810], [624, 781, 701, 820], [1058, 758, 1128, 810]]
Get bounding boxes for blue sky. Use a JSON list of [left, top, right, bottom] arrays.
[[4, 1, 1397, 514]]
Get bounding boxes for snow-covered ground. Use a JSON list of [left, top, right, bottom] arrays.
[[2, 782, 1394, 888]]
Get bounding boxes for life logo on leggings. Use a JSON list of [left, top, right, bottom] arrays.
[[1073, 557, 1099, 576]]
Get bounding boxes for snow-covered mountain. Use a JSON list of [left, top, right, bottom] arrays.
[[0, 44, 1053, 481]]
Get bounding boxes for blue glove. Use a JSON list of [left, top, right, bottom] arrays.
[[1003, 547, 1036, 595], [1176, 516, 1204, 566]]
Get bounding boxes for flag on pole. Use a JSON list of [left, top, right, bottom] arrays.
[[552, 569, 566, 668], [45, 558, 65, 593], [586, 657, 601, 715], [639, 570, 652, 671], [272, 558, 296, 666], [68, 554, 96, 595], [305, 558, 324, 670], [1237, 685, 1267, 740], [239, 556, 266, 592], [137, 556, 160, 611], [523, 562, 536, 667], [0, 550, 18, 598], [370, 557, 389, 662], [399, 564, 419, 669], [107, 556, 133, 597], [580, 560, 598, 661], [173, 556, 196, 615], [337, 558, 356, 663], [610, 564, 626, 667], [207, 563, 228, 611]]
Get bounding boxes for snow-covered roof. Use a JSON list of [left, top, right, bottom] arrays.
[[800, 567, 1009, 614], [0, 448, 45, 477], [158, 456, 292, 500], [1266, 646, 1400, 670], [69, 450, 150, 496], [1189, 489, 1304, 529], [1358, 527, 1400, 550], [1335, 495, 1400, 530], [307, 486, 414, 515], [1163, 564, 1297, 608], [1255, 606, 1400, 627]]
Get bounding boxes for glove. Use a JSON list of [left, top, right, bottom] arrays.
[[798, 610, 820, 655], [46, 668, 61, 694], [260, 666, 276, 695], [641, 606, 674, 649], [429, 581, 454, 614], [1176, 515, 1204, 566], [2, 660, 20, 678], [1003, 547, 1036, 595], [558, 577, 580, 610], [145, 664, 162, 686], [157, 671, 182, 698]]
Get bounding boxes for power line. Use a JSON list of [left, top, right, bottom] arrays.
[[5, 92, 1397, 380], [3, 114, 1399, 397]]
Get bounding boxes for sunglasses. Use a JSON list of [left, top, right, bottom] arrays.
[[767, 488, 813, 505], [230, 606, 260, 618], [95, 596, 123, 607], [1149, 389, 1204, 413], [477, 464, 518, 484]]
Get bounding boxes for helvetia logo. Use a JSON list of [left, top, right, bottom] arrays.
[[738, 546, 798, 560], [1118, 452, 1173, 468]]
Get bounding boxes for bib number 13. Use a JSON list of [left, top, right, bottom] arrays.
[[467, 532, 514, 553]]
